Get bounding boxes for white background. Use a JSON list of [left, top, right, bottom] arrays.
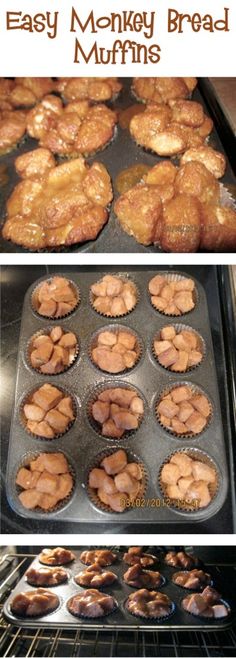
[[0, 0, 235, 75]]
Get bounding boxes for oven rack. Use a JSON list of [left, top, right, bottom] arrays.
[[1, 554, 236, 657]]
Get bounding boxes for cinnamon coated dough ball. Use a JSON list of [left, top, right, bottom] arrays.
[[0, 77, 55, 110], [10, 588, 59, 617], [67, 589, 116, 618], [160, 451, 217, 509], [156, 384, 211, 436], [123, 547, 157, 567], [3, 154, 112, 250], [124, 564, 163, 589], [126, 589, 173, 619], [91, 387, 144, 438], [172, 569, 211, 590], [91, 328, 139, 374], [148, 274, 196, 316], [79, 549, 117, 567], [16, 453, 73, 511], [154, 325, 203, 372], [29, 327, 78, 374], [90, 275, 137, 317], [182, 586, 229, 618], [27, 95, 117, 157], [132, 77, 197, 104], [165, 550, 200, 569], [26, 565, 68, 587], [55, 77, 122, 102], [75, 563, 117, 588], [39, 547, 75, 566]]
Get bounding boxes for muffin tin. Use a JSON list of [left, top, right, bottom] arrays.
[[5, 270, 228, 523], [0, 79, 235, 254], [3, 549, 235, 631]]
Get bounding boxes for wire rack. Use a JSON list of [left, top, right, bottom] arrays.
[[1, 554, 236, 657]]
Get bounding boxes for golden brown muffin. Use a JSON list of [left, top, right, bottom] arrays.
[[55, 77, 122, 102], [2, 153, 112, 250], [132, 77, 197, 104], [0, 77, 55, 110], [0, 109, 27, 155]]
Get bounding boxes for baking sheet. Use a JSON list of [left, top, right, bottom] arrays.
[[5, 269, 228, 524], [3, 549, 236, 631], [0, 78, 235, 253]]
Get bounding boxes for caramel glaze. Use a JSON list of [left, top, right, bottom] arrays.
[[118, 104, 146, 130], [115, 164, 151, 195]]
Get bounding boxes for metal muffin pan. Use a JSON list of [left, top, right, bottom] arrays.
[[0, 78, 235, 254], [3, 549, 236, 631], [5, 269, 228, 524]]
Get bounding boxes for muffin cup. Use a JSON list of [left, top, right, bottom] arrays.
[[85, 446, 148, 514], [152, 324, 205, 374], [31, 277, 80, 321], [89, 324, 143, 376], [155, 381, 213, 440], [124, 573, 166, 591], [89, 273, 139, 319], [86, 380, 145, 441], [148, 272, 198, 317], [158, 447, 219, 513], [15, 450, 76, 515], [124, 596, 175, 621], [66, 594, 118, 619], [26, 327, 79, 376], [181, 596, 231, 621], [19, 384, 77, 441], [172, 571, 213, 591]]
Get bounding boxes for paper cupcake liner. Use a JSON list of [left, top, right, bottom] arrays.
[[89, 273, 139, 319], [26, 569, 70, 588], [172, 571, 213, 591], [86, 380, 145, 441], [10, 593, 61, 619], [31, 277, 80, 321], [181, 596, 231, 621], [152, 324, 205, 374], [85, 446, 148, 515], [15, 449, 76, 516], [19, 384, 77, 441], [124, 597, 175, 622], [220, 182, 236, 210], [158, 447, 219, 513], [148, 272, 198, 317], [155, 381, 213, 440], [89, 324, 143, 376], [66, 594, 118, 619], [26, 327, 79, 376], [124, 573, 166, 591]]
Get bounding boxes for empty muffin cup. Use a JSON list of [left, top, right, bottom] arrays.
[[31, 276, 80, 320], [89, 324, 142, 375], [86, 381, 145, 440], [89, 273, 139, 318], [27, 327, 79, 376], [19, 383, 77, 440], [152, 324, 205, 373], [148, 272, 198, 317], [14, 449, 76, 515], [86, 446, 148, 514], [155, 382, 213, 439], [158, 447, 219, 513]]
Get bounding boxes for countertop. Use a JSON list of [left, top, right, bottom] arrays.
[[1, 265, 235, 535]]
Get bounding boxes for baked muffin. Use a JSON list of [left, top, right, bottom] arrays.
[[10, 588, 59, 617], [26, 565, 68, 587], [39, 547, 75, 566], [67, 589, 116, 618], [55, 77, 122, 102]]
